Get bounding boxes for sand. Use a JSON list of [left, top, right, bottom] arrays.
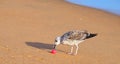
[[0, 0, 120, 64]]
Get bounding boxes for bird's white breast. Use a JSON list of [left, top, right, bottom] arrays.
[[62, 39, 84, 45]]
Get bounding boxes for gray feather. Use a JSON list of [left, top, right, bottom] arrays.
[[61, 30, 88, 41]]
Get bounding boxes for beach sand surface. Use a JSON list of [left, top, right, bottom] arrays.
[[0, 0, 120, 64]]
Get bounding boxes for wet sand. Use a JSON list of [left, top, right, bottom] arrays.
[[0, 0, 120, 64]]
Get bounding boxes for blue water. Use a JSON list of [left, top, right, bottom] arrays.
[[66, 0, 120, 16]]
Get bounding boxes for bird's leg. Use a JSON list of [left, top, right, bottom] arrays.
[[74, 44, 79, 55], [68, 46, 73, 54]]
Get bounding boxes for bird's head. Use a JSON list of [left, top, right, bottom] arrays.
[[53, 36, 61, 49]]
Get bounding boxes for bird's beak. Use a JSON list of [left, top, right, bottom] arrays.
[[53, 45, 56, 49]]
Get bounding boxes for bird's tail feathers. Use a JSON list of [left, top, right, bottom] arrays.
[[86, 33, 97, 39]]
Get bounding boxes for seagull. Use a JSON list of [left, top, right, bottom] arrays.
[[53, 30, 97, 55]]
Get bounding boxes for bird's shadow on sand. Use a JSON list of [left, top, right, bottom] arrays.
[[25, 42, 65, 53], [25, 42, 54, 50]]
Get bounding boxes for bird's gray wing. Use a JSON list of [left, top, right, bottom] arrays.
[[61, 30, 87, 41], [68, 31, 86, 40]]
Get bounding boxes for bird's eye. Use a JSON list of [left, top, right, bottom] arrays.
[[55, 40, 57, 42]]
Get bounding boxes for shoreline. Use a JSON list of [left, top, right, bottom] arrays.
[[65, 0, 120, 16]]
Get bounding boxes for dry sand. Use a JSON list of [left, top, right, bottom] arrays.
[[0, 0, 120, 64]]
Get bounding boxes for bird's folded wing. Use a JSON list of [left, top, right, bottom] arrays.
[[62, 30, 87, 40]]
